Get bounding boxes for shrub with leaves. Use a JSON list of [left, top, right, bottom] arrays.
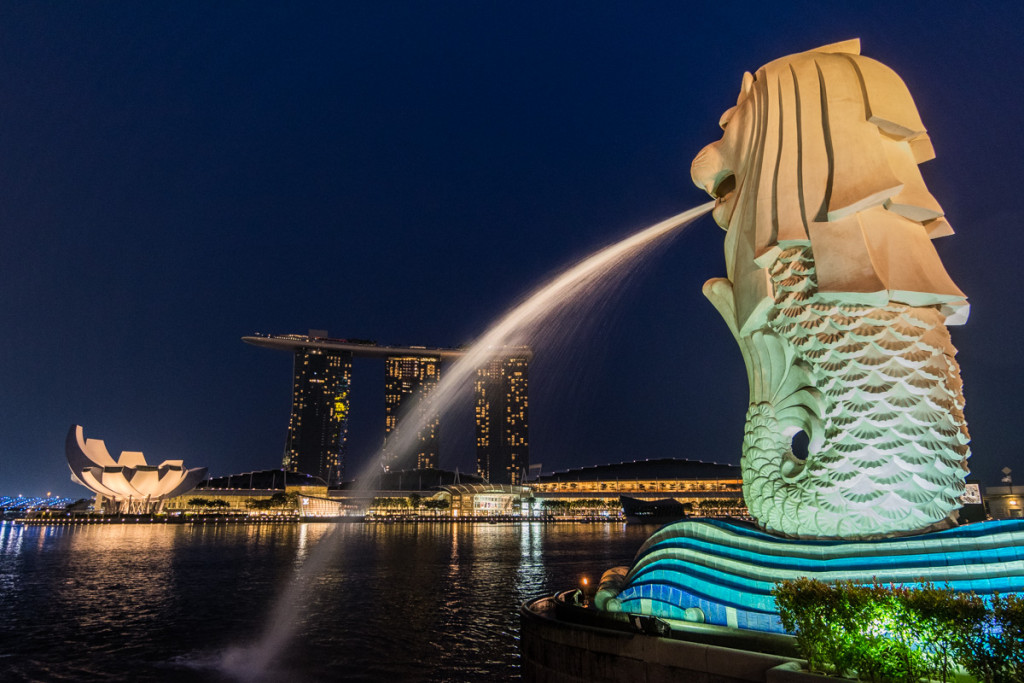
[[902, 584, 985, 682], [960, 593, 1024, 683], [772, 578, 1024, 683], [994, 594, 1024, 681], [773, 577, 857, 675]]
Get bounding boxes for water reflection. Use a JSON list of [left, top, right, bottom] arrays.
[[1, 522, 651, 682], [515, 522, 547, 606], [0, 522, 25, 595], [57, 526, 176, 641]]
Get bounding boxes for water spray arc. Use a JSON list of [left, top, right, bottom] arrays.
[[377, 201, 715, 480], [220, 201, 713, 679]]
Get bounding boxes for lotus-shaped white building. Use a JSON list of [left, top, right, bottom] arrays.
[[66, 425, 207, 513]]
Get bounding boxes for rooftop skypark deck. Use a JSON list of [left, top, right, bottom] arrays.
[[242, 333, 466, 359]]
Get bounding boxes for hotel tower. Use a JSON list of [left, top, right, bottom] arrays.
[[474, 350, 530, 484], [282, 344, 352, 485], [383, 355, 441, 471]]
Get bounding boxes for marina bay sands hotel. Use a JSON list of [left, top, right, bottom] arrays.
[[243, 331, 529, 487]]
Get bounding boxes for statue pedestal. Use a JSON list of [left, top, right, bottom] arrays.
[[604, 518, 1024, 633], [520, 591, 800, 683]]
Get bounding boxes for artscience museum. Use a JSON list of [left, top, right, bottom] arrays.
[[66, 424, 207, 514]]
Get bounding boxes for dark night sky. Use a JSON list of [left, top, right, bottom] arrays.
[[3, 3, 1023, 497]]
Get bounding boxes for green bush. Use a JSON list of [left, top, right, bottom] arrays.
[[773, 577, 853, 675], [995, 594, 1024, 681], [959, 593, 1024, 683], [773, 579, 1023, 683], [901, 584, 986, 682]]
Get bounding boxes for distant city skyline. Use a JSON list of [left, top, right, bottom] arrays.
[[4, 4, 1023, 497], [248, 331, 464, 483], [248, 332, 530, 485]]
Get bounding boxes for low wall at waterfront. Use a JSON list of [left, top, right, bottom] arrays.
[[16, 515, 613, 526], [16, 514, 365, 525], [520, 594, 806, 683]]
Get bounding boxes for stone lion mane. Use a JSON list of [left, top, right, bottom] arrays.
[[692, 38, 966, 336]]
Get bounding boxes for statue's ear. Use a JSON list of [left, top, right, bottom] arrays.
[[719, 105, 737, 130], [740, 71, 754, 100]]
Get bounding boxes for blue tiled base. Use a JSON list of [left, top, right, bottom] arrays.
[[610, 519, 1024, 634]]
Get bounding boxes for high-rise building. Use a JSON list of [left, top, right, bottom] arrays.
[[282, 346, 352, 485], [383, 355, 441, 471], [474, 350, 530, 484]]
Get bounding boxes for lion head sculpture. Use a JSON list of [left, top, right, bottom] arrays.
[[689, 40, 971, 539], [691, 38, 967, 335]]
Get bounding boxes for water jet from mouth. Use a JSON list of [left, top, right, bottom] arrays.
[[219, 200, 714, 679]]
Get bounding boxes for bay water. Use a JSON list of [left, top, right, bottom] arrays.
[[0, 521, 651, 682]]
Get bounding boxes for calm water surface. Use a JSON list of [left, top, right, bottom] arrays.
[[0, 521, 651, 682]]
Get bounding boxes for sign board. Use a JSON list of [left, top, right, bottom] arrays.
[[961, 483, 982, 505]]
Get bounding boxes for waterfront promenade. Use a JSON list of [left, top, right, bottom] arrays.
[[15, 512, 623, 526]]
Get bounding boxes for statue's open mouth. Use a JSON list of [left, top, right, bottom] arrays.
[[712, 172, 736, 201], [710, 172, 736, 227]]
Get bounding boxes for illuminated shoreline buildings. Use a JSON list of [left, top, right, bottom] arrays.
[[244, 333, 464, 480], [475, 349, 530, 485], [244, 333, 530, 483], [384, 355, 441, 471], [66, 425, 207, 513]]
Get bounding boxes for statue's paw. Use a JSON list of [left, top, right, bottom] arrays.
[[703, 278, 739, 336]]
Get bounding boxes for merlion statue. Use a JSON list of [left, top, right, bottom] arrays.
[[691, 39, 970, 539]]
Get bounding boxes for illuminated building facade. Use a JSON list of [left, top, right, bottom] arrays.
[[529, 458, 742, 495], [383, 355, 441, 470], [474, 350, 530, 484], [282, 345, 352, 485], [66, 425, 207, 514], [442, 484, 534, 517]]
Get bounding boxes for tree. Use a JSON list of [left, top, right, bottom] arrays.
[[371, 496, 410, 513], [421, 498, 450, 514], [264, 492, 299, 510]]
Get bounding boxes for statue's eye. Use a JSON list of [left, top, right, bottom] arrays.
[[719, 105, 737, 131]]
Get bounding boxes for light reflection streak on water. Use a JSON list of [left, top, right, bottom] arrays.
[[448, 521, 460, 586], [0, 522, 24, 596], [297, 522, 308, 561], [515, 522, 546, 606], [2, 520, 24, 555], [58, 525, 176, 635]]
